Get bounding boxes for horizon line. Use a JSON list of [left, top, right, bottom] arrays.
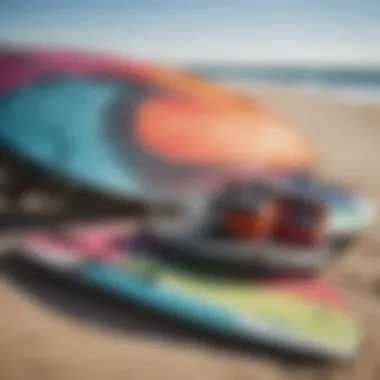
[[2, 40, 380, 70]]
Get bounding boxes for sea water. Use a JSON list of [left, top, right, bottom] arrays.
[[186, 64, 380, 103]]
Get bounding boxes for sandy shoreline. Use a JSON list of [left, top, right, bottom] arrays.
[[1, 87, 380, 380]]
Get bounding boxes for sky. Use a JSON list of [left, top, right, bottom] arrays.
[[1, 0, 380, 66]]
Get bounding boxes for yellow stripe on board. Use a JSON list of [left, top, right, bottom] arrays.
[[115, 257, 356, 345]]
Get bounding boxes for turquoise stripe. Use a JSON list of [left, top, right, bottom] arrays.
[[79, 263, 246, 334], [77, 263, 354, 355], [0, 76, 141, 195]]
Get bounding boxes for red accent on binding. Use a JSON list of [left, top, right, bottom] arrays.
[[223, 204, 278, 239], [272, 198, 325, 246]]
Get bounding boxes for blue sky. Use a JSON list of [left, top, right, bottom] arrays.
[[1, 0, 379, 65]]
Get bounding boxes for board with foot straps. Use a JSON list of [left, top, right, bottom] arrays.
[[141, 180, 333, 275], [0, 48, 374, 239]]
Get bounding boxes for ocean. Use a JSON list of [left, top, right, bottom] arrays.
[[186, 64, 380, 102]]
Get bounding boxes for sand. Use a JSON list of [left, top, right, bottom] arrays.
[[1, 86, 380, 380]]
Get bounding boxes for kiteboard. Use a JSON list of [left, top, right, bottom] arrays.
[[0, 47, 312, 199], [0, 47, 374, 236], [15, 223, 359, 360]]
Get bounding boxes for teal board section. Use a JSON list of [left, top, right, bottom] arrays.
[[79, 263, 247, 334], [77, 262, 354, 358], [0, 76, 141, 195], [78, 262, 309, 349]]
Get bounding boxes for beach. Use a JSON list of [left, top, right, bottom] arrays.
[[1, 86, 380, 380]]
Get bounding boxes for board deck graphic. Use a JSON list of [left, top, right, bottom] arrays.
[[0, 47, 312, 199], [0, 47, 374, 235], [17, 224, 359, 360]]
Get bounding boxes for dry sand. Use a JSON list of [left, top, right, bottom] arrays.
[[1, 87, 380, 380]]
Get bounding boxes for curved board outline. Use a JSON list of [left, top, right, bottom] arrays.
[[0, 48, 374, 236], [0, 47, 313, 200], [17, 224, 359, 360]]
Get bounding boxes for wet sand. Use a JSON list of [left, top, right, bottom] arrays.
[[1, 87, 380, 380]]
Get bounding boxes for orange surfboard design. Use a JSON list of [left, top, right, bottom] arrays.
[[135, 95, 314, 171], [0, 46, 316, 193]]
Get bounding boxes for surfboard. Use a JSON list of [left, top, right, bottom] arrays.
[[16, 223, 359, 360], [0, 47, 312, 199], [0, 47, 373, 235]]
